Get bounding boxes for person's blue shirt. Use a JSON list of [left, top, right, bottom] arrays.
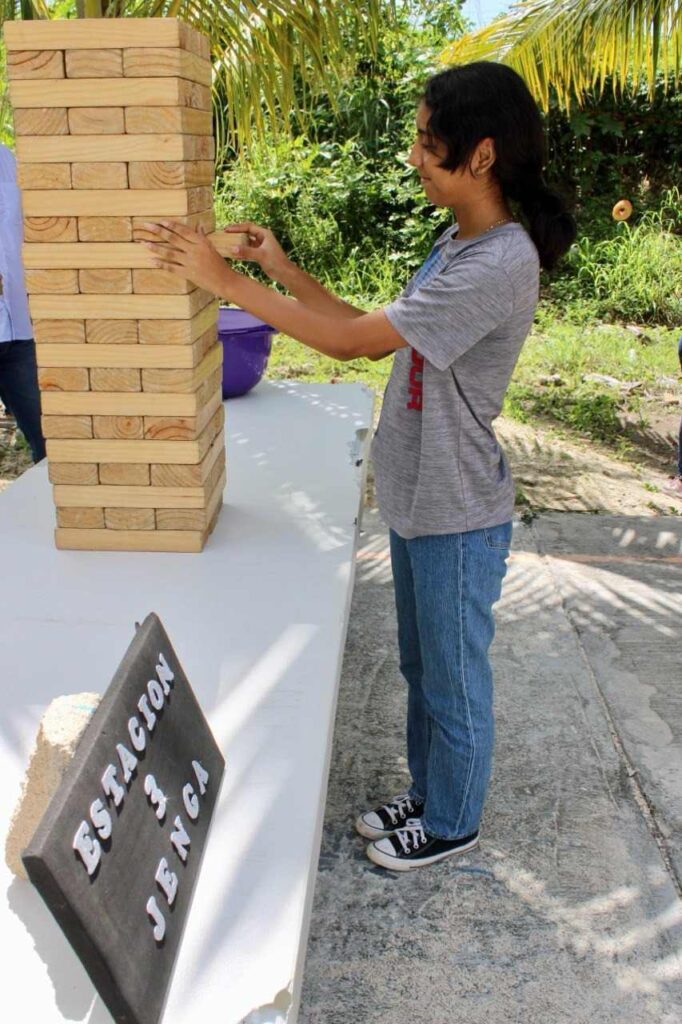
[[0, 143, 32, 341]]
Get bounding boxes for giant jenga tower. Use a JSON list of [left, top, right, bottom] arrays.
[[4, 17, 231, 552]]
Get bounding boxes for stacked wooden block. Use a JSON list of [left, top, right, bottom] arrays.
[[4, 17, 235, 552]]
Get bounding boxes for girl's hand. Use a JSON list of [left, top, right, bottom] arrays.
[[221, 221, 290, 282], [141, 221, 238, 297]]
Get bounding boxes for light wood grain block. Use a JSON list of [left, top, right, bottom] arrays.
[[17, 164, 71, 189], [47, 437, 202, 464], [37, 342, 211, 369], [71, 162, 128, 189], [78, 268, 132, 294], [124, 106, 212, 136], [25, 268, 78, 294], [99, 463, 150, 486], [151, 429, 223, 486], [143, 388, 221, 441], [128, 160, 213, 189], [93, 416, 144, 440], [38, 367, 89, 391], [90, 368, 141, 392], [41, 391, 200, 417], [34, 320, 86, 345], [24, 217, 77, 243], [65, 49, 122, 78], [138, 300, 218, 344], [9, 77, 209, 110], [132, 268, 193, 294], [156, 469, 225, 531], [22, 186, 214, 217], [48, 462, 98, 485], [85, 320, 138, 344], [13, 108, 68, 136], [67, 107, 125, 135], [54, 482, 214, 509], [131, 210, 216, 243], [4, 18, 203, 52], [23, 240, 240, 269], [141, 342, 221, 392], [28, 291, 214, 320], [41, 415, 93, 439], [6, 49, 64, 79], [123, 48, 211, 86], [105, 506, 156, 531], [19, 134, 214, 163], [55, 527, 204, 552], [78, 218, 133, 243], [196, 367, 223, 408], [57, 507, 105, 529]]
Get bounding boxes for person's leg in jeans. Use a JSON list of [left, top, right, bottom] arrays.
[[389, 528, 429, 804], [407, 522, 512, 839], [0, 339, 46, 462]]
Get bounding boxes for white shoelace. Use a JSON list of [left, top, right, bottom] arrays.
[[383, 795, 417, 825], [395, 818, 427, 854]]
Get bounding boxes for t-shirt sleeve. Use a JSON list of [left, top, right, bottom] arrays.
[[384, 252, 515, 371]]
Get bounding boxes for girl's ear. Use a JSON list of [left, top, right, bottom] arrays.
[[473, 137, 497, 176]]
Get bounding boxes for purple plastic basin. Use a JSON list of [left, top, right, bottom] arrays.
[[218, 307, 276, 399]]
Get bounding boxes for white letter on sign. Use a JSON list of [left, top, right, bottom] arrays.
[[182, 783, 199, 821], [147, 678, 165, 712], [156, 652, 174, 695], [73, 821, 101, 876], [170, 815, 191, 863], [128, 715, 146, 753], [192, 760, 209, 796], [90, 798, 112, 841], [144, 774, 167, 822], [102, 764, 125, 807], [146, 896, 166, 943], [155, 857, 178, 906], [116, 742, 138, 785]]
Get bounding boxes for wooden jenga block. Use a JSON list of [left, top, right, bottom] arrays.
[[141, 343, 221, 392], [138, 299, 218, 344], [156, 469, 225, 531], [37, 340, 211, 369], [38, 367, 89, 391], [42, 391, 199, 417], [78, 268, 132, 294], [28, 291, 214, 319], [13, 108, 68, 135], [65, 49, 123, 78], [34, 320, 86, 344], [99, 463, 150, 486], [143, 387, 221, 441], [90, 368, 141, 392], [22, 186, 213, 217], [85, 320, 138, 344], [72, 162, 128, 189], [9, 77, 209, 110], [131, 208, 215, 235], [78, 218, 133, 243], [23, 241, 239, 268], [132, 269, 193, 295], [55, 482, 211, 509], [67, 107, 125, 135], [24, 269, 79, 294], [128, 160, 213, 189], [124, 106, 212, 135], [123, 48, 211, 86], [105, 507, 155, 531], [24, 217, 77, 242], [19, 134, 214, 163], [47, 437, 205, 464], [93, 416, 144, 440], [17, 164, 71, 189], [57, 507, 105, 529], [55, 528, 204, 553], [48, 462, 99, 485], [151, 430, 224, 486], [4, 18, 204, 51], [196, 367, 223, 407], [6, 50, 65, 79], [42, 415, 93, 439]]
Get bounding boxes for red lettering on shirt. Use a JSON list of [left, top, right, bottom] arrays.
[[407, 348, 424, 411]]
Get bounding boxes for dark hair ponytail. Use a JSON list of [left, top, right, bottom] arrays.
[[423, 63, 577, 271]]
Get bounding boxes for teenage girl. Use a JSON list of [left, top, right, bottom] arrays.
[[143, 61, 577, 871]]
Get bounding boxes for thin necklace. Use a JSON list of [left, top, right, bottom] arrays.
[[455, 217, 515, 240]]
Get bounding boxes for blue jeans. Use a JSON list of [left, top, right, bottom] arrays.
[[0, 339, 46, 462], [389, 522, 512, 839]]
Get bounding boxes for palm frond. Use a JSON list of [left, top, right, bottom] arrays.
[[441, 0, 682, 111]]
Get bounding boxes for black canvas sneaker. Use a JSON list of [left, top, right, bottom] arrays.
[[355, 793, 425, 840], [366, 818, 479, 871]]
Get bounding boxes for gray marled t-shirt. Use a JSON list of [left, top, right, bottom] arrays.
[[372, 221, 540, 537]]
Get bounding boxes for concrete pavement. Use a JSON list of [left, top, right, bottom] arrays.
[[299, 510, 682, 1023]]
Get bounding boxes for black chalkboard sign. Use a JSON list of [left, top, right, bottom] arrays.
[[22, 613, 225, 1024]]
